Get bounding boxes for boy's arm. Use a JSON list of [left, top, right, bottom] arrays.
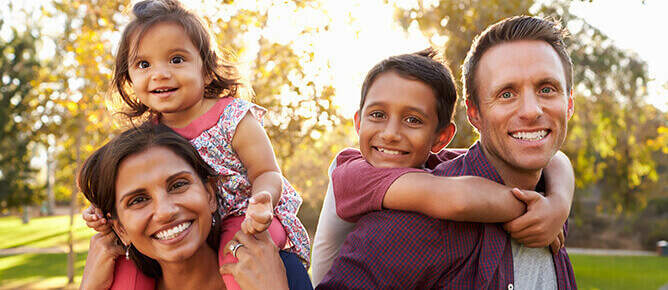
[[503, 151, 574, 248], [383, 173, 526, 222], [311, 158, 356, 287]]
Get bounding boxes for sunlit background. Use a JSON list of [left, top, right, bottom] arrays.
[[0, 0, 666, 288]]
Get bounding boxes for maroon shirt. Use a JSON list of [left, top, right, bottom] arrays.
[[320, 143, 576, 289]]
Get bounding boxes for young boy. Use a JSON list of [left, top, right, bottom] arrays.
[[311, 48, 573, 285]]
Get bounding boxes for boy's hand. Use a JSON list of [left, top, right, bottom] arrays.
[[241, 191, 273, 235], [82, 204, 111, 232], [503, 188, 565, 248], [549, 228, 566, 255]]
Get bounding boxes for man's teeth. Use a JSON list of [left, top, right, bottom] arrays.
[[377, 148, 402, 155], [155, 222, 191, 240], [511, 130, 548, 141]]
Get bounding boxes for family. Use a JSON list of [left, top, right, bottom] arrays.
[[78, 0, 577, 289]]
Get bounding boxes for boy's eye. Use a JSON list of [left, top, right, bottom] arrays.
[[501, 92, 513, 99], [128, 196, 147, 206], [170, 56, 184, 64], [369, 111, 385, 119], [405, 116, 422, 124], [540, 87, 553, 94], [137, 61, 150, 69]]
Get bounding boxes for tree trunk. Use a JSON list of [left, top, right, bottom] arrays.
[[67, 115, 83, 284], [46, 146, 55, 215]]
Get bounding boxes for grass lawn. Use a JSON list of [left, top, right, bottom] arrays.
[[0, 253, 87, 289], [0, 215, 96, 250], [570, 254, 668, 289]]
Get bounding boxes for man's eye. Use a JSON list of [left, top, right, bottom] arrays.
[[501, 92, 513, 99], [170, 56, 184, 64], [540, 87, 553, 94], [128, 196, 147, 206], [137, 61, 150, 69]]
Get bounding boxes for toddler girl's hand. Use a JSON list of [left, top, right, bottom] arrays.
[[82, 204, 111, 232], [241, 191, 273, 235]]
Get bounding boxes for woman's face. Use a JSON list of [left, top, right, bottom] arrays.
[[112, 146, 216, 264]]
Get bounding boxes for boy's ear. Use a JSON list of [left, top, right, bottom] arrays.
[[110, 214, 131, 246], [353, 111, 361, 135], [431, 122, 456, 152], [466, 99, 482, 131]]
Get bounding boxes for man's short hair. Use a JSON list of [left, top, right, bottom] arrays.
[[462, 15, 572, 107], [359, 48, 458, 131]]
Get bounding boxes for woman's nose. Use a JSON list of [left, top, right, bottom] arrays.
[[153, 195, 178, 222]]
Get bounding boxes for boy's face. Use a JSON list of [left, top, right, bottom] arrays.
[[355, 71, 455, 168]]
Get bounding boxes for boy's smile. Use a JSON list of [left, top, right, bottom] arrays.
[[355, 71, 452, 168]]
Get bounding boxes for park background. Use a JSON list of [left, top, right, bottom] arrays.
[[0, 0, 666, 288]]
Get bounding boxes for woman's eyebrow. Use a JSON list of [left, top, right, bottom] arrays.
[[165, 170, 193, 184]]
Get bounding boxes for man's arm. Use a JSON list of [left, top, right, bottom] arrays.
[[311, 158, 356, 286]]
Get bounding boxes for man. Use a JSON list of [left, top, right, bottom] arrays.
[[318, 15, 577, 289]]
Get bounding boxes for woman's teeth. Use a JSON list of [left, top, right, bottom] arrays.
[[155, 221, 192, 240], [511, 130, 548, 141]]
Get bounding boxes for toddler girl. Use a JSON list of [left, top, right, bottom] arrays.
[[82, 0, 310, 289]]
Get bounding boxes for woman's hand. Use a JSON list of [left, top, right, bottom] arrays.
[[219, 230, 288, 290], [81, 229, 124, 290]]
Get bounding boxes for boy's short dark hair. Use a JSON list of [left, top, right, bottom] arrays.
[[359, 48, 458, 131]]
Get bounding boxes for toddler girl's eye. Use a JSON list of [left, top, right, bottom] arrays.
[[128, 196, 147, 206], [501, 92, 513, 99], [540, 87, 553, 94], [170, 56, 184, 64], [137, 61, 150, 69], [405, 116, 422, 124]]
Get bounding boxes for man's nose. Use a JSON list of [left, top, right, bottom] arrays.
[[517, 93, 543, 122]]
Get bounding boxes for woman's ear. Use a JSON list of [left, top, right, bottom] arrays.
[[205, 180, 217, 214], [109, 213, 131, 246]]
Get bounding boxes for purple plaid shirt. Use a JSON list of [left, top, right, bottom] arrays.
[[318, 142, 576, 289]]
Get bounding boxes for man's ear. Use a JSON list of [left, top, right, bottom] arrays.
[[566, 90, 574, 121], [110, 214, 131, 246], [431, 122, 457, 152], [466, 99, 482, 131], [353, 110, 361, 135], [205, 180, 217, 214]]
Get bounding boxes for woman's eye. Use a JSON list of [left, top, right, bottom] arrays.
[[170, 56, 184, 64], [501, 92, 513, 99], [405, 116, 422, 124], [128, 196, 147, 206], [137, 61, 150, 69], [540, 87, 553, 94], [170, 180, 190, 191]]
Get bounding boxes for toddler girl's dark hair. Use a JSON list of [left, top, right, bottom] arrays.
[[359, 48, 458, 132], [77, 123, 223, 278], [111, 0, 245, 121]]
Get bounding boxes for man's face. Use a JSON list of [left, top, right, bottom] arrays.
[[467, 40, 574, 172], [355, 71, 455, 168]]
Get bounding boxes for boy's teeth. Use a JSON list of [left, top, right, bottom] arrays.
[[155, 221, 192, 240], [511, 130, 548, 141], [377, 148, 402, 155]]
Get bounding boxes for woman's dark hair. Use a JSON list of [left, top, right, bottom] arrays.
[[111, 0, 247, 122], [359, 47, 458, 132], [77, 123, 222, 278]]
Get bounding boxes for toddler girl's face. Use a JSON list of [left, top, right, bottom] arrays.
[[127, 21, 212, 126]]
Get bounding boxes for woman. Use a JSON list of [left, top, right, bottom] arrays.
[[78, 123, 310, 289]]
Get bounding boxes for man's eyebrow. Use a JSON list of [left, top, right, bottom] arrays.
[[535, 77, 565, 90], [117, 170, 192, 203]]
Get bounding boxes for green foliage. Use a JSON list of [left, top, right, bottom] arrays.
[[569, 254, 668, 289], [0, 25, 41, 209]]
